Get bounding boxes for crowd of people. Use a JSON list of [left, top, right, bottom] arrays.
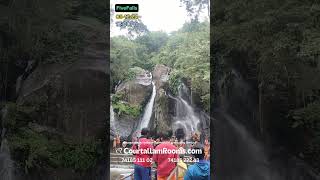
[[119, 128, 210, 180]]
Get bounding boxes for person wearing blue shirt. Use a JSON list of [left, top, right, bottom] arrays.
[[184, 144, 210, 180]]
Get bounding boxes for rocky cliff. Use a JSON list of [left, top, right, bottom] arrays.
[[111, 69, 153, 139], [16, 19, 107, 143], [1, 18, 108, 180], [151, 64, 172, 134]]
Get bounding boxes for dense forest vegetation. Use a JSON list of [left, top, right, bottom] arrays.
[[0, 0, 106, 176], [111, 21, 210, 112], [212, 0, 320, 171]]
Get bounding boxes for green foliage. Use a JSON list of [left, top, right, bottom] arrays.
[[213, 0, 320, 170], [290, 102, 320, 131], [43, 30, 85, 64], [71, 0, 106, 22], [9, 128, 101, 173], [0, 0, 104, 100], [128, 66, 145, 81], [201, 93, 210, 112], [135, 31, 169, 54], [110, 36, 138, 89], [113, 102, 141, 118], [9, 128, 53, 173], [168, 70, 183, 95], [0, 0, 73, 61], [112, 91, 141, 118], [289, 102, 320, 167], [133, 31, 168, 70], [129, 66, 145, 74], [179, 0, 210, 21], [120, 19, 150, 39], [111, 21, 210, 111], [111, 92, 125, 104], [60, 141, 99, 171], [111, 31, 169, 89], [0, 0, 104, 86], [0, 0, 106, 174], [2, 102, 35, 131], [153, 21, 210, 110]]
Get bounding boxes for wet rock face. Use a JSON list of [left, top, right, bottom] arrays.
[[153, 89, 171, 134], [116, 81, 152, 107], [16, 19, 107, 143], [152, 64, 170, 90], [111, 70, 153, 139], [217, 68, 259, 135], [151, 64, 172, 134], [116, 68, 152, 107], [111, 113, 137, 140]]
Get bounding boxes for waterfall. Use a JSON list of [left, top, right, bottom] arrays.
[[110, 105, 115, 127], [211, 110, 316, 180], [171, 83, 200, 138], [214, 68, 320, 180], [0, 139, 13, 180], [138, 81, 156, 132], [215, 111, 272, 180], [110, 105, 117, 135], [0, 107, 14, 180]]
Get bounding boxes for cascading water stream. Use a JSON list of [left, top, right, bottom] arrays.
[[170, 83, 200, 138], [214, 111, 273, 180], [0, 106, 14, 180], [138, 81, 156, 132], [214, 68, 320, 180], [110, 104, 117, 135]]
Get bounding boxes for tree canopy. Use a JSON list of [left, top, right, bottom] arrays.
[[111, 21, 210, 111], [213, 0, 320, 170]]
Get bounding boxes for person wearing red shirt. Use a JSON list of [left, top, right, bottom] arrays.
[[132, 128, 154, 180], [153, 130, 179, 180]]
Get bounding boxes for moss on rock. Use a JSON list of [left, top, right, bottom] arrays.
[[8, 128, 103, 173]]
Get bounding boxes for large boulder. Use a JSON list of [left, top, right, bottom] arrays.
[[16, 18, 107, 143], [116, 69, 152, 106], [152, 64, 170, 90], [152, 89, 171, 134], [151, 64, 172, 133], [111, 70, 153, 139]]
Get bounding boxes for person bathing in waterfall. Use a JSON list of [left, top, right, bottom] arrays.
[[113, 136, 117, 152], [153, 130, 179, 180], [184, 144, 210, 180], [132, 128, 154, 180], [116, 134, 121, 148]]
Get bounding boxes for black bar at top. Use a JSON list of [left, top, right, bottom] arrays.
[[115, 4, 139, 12]]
